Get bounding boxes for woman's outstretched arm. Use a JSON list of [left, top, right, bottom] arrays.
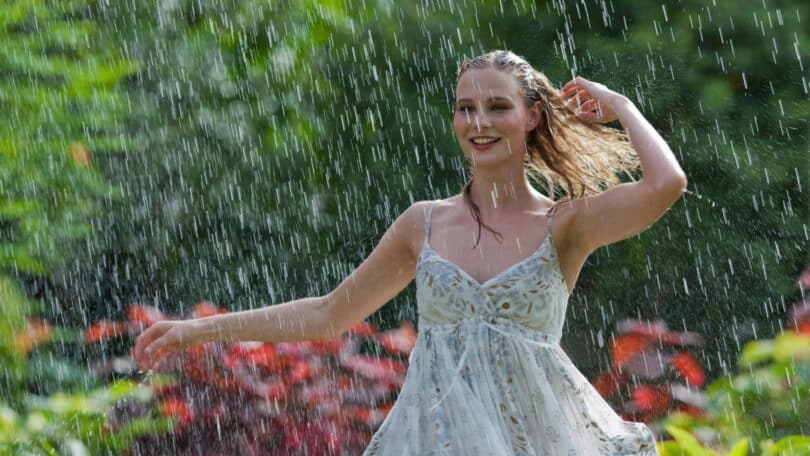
[[133, 201, 422, 370]]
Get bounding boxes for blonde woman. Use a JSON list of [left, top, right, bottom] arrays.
[[134, 50, 685, 454]]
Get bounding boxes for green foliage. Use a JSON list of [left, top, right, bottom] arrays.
[[0, 0, 138, 277], [660, 424, 723, 455], [0, 277, 29, 405], [705, 331, 810, 445], [0, 380, 170, 455], [657, 329, 810, 454], [0, 0, 137, 418]]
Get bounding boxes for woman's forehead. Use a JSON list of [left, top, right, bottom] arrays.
[[455, 68, 520, 100]]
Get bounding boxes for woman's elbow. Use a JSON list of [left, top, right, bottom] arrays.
[[652, 174, 687, 202]]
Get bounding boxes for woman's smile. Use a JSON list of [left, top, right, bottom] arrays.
[[470, 136, 501, 150]]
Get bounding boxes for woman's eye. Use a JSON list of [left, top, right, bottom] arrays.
[[454, 105, 508, 113]]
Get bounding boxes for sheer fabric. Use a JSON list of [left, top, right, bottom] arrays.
[[362, 200, 658, 455]]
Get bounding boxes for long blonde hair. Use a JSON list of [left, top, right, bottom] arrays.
[[456, 50, 641, 248]]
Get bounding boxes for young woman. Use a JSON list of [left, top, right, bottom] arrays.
[[134, 50, 685, 454]]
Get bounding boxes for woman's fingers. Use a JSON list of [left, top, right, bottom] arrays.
[[579, 99, 600, 112], [562, 77, 620, 123], [562, 76, 591, 94], [133, 321, 170, 369], [133, 320, 198, 371], [564, 89, 590, 109], [139, 335, 172, 370], [562, 77, 582, 93]]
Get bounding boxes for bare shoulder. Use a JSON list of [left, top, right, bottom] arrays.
[[396, 199, 440, 263], [548, 197, 589, 256]]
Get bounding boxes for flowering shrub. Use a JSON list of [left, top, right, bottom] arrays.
[[654, 265, 810, 454], [9, 299, 417, 454], [76, 302, 418, 455], [590, 317, 708, 424]]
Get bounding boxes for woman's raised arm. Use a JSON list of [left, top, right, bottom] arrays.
[[133, 201, 423, 370], [560, 81, 688, 254]]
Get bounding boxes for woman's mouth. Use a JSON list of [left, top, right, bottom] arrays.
[[470, 136, 501, 150]]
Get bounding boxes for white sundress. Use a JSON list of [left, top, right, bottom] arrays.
[[362, 200, 659, 455]]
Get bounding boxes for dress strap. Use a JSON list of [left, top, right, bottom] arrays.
[[424, 199, 438, 246], [546, 202, 559, 237]]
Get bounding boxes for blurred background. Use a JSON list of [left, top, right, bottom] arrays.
[[1, 0, 807, 454]]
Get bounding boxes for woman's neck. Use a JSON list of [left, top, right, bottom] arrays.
[[466, 170, 538, 216]]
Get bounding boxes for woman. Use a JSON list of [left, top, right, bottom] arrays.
[[134, 50, 686, 454]]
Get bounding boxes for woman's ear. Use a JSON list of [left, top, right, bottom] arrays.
[[527, 101, 543, 130]]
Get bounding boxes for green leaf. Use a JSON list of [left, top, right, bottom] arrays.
[[727, 438, 750, 456], [765, 435, 810, 456], [665, 425, 718, 456], [738, 339, 775, 368], [773, 332, 810, 363]]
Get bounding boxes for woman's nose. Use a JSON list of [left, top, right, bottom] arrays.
[[473, 112, 491, 131]]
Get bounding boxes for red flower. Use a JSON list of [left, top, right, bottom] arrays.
[[609, 334, 652, 367], [787, 299, 810, 333], [83, 321, 131, 343], [591, 368, 627, 398], [348, 321, 377, 337], [308, 338, 345, 356], [617, 318, 703, 346], [378, 401, 394, 415], [191, 301, 228, 318], [229, 343, 283, 370], [160, 398, 193, 425], [13, 319, 53, 354], [263, 379, 289, 402], [341, 354, 407, 381], [674, 402, 707, 419], [670, 352, 706, 388], [127, 304, 166, 326], [341, 405, 377, 426], [631, 384, 671, 416], [377, 321, 417, 356], [289, 359, 320, 384]]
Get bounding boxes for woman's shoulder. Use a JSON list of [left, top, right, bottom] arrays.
[[410, 197, 459, 216]]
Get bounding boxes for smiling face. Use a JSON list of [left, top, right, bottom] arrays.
[[453, 67, 540, 167]]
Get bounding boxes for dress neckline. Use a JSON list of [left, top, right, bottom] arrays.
[[418, 199, 570, 294], [420, 233, 561, 290]]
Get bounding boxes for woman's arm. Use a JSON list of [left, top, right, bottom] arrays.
[[559, 77, 688, 253], [133, 201, 422, 370], [613, 96, 688, 187], [193, 296, 331, 343]]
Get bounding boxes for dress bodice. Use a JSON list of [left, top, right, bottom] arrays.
[[415, 199, 570, 340], [361, 201, 660, 455]]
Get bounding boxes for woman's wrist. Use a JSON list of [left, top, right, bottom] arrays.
[[611, 95, 641, 124], [189, 317, 213, 344], [609, 93, 633, 111]]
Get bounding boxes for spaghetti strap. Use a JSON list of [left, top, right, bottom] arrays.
[[424, 200, 438, 246], [546, 202, 559, 238]]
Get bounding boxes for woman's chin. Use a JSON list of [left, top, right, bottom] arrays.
[[468, 148, 507, 163]]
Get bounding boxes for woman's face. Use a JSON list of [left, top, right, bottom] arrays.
[[453, 67, 540, 167]]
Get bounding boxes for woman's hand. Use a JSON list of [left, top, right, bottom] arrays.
[[561, 76, 626, 124], [133, 319, 201, 371]]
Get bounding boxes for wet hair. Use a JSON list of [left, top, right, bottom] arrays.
[[455, 50, 641, 248]]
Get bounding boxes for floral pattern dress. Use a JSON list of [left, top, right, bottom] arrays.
[[362, 200, 659, 455]]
